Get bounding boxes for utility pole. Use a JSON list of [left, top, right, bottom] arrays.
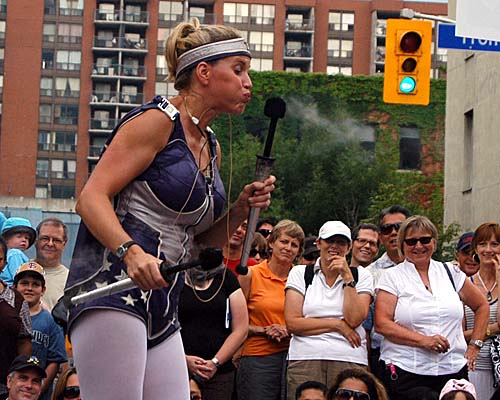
[[184, 0, 189, 22]]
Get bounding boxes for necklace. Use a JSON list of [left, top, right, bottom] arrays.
[[476, 272, 497, 301]]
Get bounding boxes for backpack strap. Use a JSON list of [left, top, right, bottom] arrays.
[[304, 264, 359, 293], [442, 262, 456, 291], [304, 263, 315, 293], [350, 266, 359, 283]]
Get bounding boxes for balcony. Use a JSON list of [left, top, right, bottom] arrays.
[[90, 91, 144, 105], [93, 36, 148, 52], [54, 116, 79, 125], [284, 45, 313, 58], [55, 62, 81, 72], [94, 9, 149, 25], [91, 64, 147, 79], [59, 8, 84, 17], [285, 18, 314, 32], [90, 118, 117, 130], [56, 35, 82, 44], [88, 145, 103, 159]]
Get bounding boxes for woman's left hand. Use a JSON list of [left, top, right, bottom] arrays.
[[465, 344, 480, 371]]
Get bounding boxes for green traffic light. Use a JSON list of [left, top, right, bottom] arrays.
[[399, 76, 416, 94]]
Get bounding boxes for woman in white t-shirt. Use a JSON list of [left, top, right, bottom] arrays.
[[375, 215, 489, 400], [285, 221, 373, 400]]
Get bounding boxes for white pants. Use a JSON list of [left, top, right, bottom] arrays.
[[71, 310, 189, 400]]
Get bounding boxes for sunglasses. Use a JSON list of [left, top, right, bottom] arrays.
[[303, 251, 320, 261], [249, 248, 267, 258], [63, 386, 80, 399], [257, 229, 272, 237], [404, 236, 433, 246], [335, 388, 370, 400], [380, 222, 402, 235]]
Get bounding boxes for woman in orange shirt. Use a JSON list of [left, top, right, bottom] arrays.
[[237, 219, 304, 400]]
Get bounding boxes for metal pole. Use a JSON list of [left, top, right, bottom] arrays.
[[400, 8, 456, 24], [184, 0, 189, 22]]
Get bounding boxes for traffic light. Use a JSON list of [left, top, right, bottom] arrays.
[[383, 19, 432, 106]]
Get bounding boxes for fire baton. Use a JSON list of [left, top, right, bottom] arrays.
[[70, 247, 223, 305], [236, 97, 286, 275]]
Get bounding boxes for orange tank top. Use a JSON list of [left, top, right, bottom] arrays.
[[241, 260, 290, 356]]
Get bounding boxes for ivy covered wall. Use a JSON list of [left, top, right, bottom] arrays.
[[210, 72, 451, 254]]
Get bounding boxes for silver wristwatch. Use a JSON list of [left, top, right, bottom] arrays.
[[469, 339, 484, 349]]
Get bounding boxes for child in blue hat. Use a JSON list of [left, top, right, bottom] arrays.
[[0, 217, 37, 285]]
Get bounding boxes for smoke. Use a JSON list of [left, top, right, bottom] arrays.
[[285, 97, 375, 146]]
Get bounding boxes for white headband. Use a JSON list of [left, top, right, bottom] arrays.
[[176, 38, 251, 78]]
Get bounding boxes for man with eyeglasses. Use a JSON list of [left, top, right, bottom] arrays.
[[34, 218, 68, 311], [256, 217, 277, 240], [364, 205, 411, 379], [350, 224, 380, 268]]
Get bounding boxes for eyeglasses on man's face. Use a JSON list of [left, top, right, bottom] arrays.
[[38, 235, 65, 245]]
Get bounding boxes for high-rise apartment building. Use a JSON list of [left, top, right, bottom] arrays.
[[0, 0, 446, 205]]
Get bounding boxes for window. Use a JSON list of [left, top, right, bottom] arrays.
[[58, 24, 82, 44], [38, 131, 51, 151], [159, 1, 183, 22], [328, 39, 353, 58], [51, 159, 76, 179], [55, 132, 77, 152], [42, 49, 54, 69], [36, 159, 49, 178], [0, 76, 3, 95], [125, 5, 142, 22], [156, 55, 167, 76], [55, 77, 80, 98], [0, 21, 6, 40], [155, 82, 178, 97], [353, 125, 376, 152], [54, 104, 78, 125], [463, 110, 473, 190], [56, 50, 81, 71], [35, 186, 48, 199], [59, 0, 84, 16], [43, 23, 56, 43], [250, 58, 273, 72], [40, 78, 54, 97], [52, 185, 75, 199], [249, 31, 274, 52], [329, 11, 354, 31], [399, 127, 421, 170], [44, 0, 56, 15], [223, 3, 248, 23], [39, 104, 52, 124], [250, 4, 274, 25]]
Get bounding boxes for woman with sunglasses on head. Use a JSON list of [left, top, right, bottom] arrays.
[[51, 367, 80, 400], [285, 221, 374, 400], [237, 219, 305, 400], [63, 18, 275, 400], [375, 215, 489, 400], [249, 232, 268, 264], [327, 367, 389, 400], [463, 223, 500, 400]]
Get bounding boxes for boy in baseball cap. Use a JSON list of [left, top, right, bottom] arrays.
[[13, 262, 67, 400]]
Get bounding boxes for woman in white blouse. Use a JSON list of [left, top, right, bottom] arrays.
[[375, 215, 489, 400]]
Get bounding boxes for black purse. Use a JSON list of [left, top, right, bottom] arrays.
[[51, 296, 69, 335]]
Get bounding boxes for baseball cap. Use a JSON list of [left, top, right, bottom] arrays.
[[318, 221, 351, 241], [457, 232, 474, 252], [8, 355, 47, 378], [1, 217, 37, 248], [439, 379, 476, 399], [14, 261, 45, 285], [303, 236, 318, 256]]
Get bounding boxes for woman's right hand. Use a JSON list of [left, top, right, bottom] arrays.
[[123, 246, 168, 290], [265, 324, 289, 342], [337, 320, 361, 348], [422, 334, 450, 353], [186, 356, 211, 380]]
